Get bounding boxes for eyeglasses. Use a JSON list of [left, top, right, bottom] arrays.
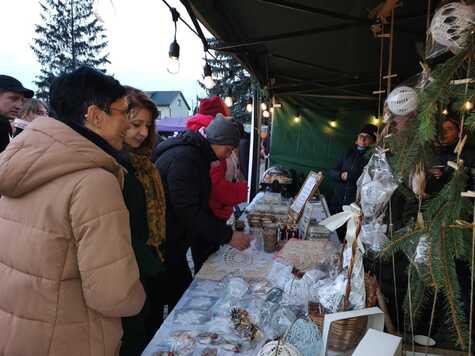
[[109, 106, 131, 120]]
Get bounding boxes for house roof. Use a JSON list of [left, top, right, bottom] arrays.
[[146, 91, 191, 110]]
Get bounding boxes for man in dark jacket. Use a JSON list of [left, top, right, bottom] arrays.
[[155, 116, 251, 309], [0, 75, 34, 153], [329, 124, 377, 216]]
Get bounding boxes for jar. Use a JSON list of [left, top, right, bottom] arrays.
[[263, 223, 278, 253], [250, 227, 263, 251]]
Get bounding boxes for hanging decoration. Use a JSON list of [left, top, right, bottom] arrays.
[[386, 86, 419, 116], [429, 2, 475, 56]]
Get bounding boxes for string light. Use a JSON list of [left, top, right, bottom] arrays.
[[293, 113, 301, 123], [329, 120, 337, 128], [246, 97, 253, 113], [263, 109, 270, 118], [203, 62, 215, 89], [167, 8, 180, 74], [371, 115, 380, 125], [464, 100, 473, 111], [260, 102, 267, 111], [224, 87, 233, 107], [442, 108, 449, 115]]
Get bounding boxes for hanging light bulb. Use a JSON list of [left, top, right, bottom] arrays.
[[167, 8, 180, 74], [329, 120, 337, 128], [203, 63, 215, 89], [246, 97, 253, 112], [167, 40, 180, 74], [293, 113, 301, 123], [263, 109, 270, 118], [224, 87, 233, 107], [270, 106, 274, 113], [464, 100, 473, 111], [371, 115, 380, 125], [260, 102, 267, 111], [442, 108, 449, 115]]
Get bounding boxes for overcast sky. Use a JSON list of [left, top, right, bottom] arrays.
[[0, 0, 213, 111]]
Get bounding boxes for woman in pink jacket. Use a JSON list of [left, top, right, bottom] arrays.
[[0, 67, 145, 356]]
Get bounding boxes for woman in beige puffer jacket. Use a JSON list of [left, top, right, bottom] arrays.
[[0, 67, 145, 356]]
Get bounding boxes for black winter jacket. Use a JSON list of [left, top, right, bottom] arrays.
[[154, 131, 233, 266], [328, 146, 369, 214]]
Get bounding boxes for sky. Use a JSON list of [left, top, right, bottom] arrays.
[[0, 0, 213, 112]]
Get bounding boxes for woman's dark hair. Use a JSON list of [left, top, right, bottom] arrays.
[[124, 86, 158, 149], [49, 66, 126, 125]]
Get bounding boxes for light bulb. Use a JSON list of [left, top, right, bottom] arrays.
[[225, 96, 233, 107], [246, 103, 253, 112], [329, 120, 337, 128], [293, 114, 301, 123], [204, 75, 215, 89], [270, 107, 274, 113], [371, 116, 380, 125], [442, 108, 448, 115], [464, 101, 473, 111], [167, 40, 180, 74], [263, 110, 270, 118], [167, 57, 180, 74], [260, 102, 267, 111]]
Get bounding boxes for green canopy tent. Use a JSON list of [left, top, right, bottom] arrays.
[[180, 0, 429, 196]]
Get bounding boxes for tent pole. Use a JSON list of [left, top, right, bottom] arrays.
[[248, 88, 262, 202]]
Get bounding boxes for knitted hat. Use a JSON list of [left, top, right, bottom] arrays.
[[198, 96, 231, 117], [205, 113, 240, 147], [359, 124, 378, 141]]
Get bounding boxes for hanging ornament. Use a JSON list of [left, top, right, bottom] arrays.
[[386, 86, 418, 116], [414, 234, 430, 265], [257, 340, 302, 356], [430, 2, 475, 54]]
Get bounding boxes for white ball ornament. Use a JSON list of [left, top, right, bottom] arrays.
[[257, 340, 302, 356], [386, 86, 418, 116], [430, 2, 475, 53]]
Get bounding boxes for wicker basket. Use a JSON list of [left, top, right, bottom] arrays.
[[308, 271, 378, 352], [308, 302, 368, 351]]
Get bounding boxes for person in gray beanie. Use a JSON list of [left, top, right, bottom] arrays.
[[154, 113, 251, 311], [205, 113, 240, 147]]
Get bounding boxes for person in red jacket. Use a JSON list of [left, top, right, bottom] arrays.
[[187, 97, 248, 221]]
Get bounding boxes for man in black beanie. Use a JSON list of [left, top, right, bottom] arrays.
[[328, 124, 377, 240], [0, 75, 34, 153], [154, 114, 251, 310]]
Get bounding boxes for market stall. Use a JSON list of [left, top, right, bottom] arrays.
[[142, 171, 392, 356]]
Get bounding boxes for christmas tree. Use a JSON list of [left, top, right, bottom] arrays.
[[381, 23, 475, 350], [31, 0, 110, 100], [198, 39, 255, 122]]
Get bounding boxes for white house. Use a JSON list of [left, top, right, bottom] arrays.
[[145, 91, 191, 118]]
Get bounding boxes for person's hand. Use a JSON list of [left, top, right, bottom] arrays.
[[229, 231, 251, 251], [340, 171, 348, 181]]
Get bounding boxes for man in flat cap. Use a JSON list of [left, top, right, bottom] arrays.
[[0, 75, 34, 153]]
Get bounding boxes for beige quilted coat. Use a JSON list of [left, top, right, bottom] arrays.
[[0, 118, 145, 356]]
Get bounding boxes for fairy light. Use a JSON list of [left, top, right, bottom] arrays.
[[464, 100, 473, 111], [293, 113, 301, 123], [329, 120, 337, 128], [442, 108, 449, 115]]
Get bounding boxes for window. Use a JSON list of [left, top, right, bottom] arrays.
[[177, 98, 182, 107]]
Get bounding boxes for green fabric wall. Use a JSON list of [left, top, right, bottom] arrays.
[[269, 97, 376, 196]]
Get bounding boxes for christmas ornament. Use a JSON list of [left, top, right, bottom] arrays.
[[430, 2, 475, 54], [387, 86, 418, 116]]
